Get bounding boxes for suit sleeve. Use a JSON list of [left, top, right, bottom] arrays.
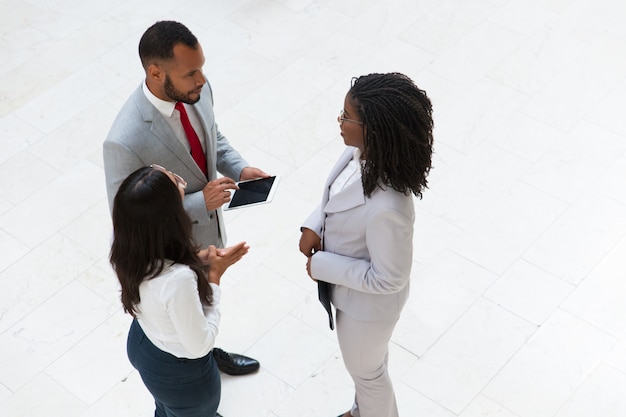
[[215, 126, 249, 180], [302, 204, 324, 236], [310, 208, 413, 294], [103, 137, 145, 213], [203, 82, 248, 180]]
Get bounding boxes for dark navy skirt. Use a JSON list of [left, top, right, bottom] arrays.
[[127, 319, 220, 417]]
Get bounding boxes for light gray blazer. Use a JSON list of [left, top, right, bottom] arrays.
[[303, 147, 415, 321], [103, 82, 248, 248]]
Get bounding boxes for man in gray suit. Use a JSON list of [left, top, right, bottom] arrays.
[[103, 20, 264, 377]]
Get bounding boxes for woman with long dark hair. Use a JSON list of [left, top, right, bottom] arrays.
[[299, 73, 434, 417], [110, 165, 248, 417]]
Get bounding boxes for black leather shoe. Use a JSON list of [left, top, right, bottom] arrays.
[[213, 347, 260, 375]]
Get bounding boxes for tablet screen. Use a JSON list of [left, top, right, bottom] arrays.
[[226, 176, 278, 210]]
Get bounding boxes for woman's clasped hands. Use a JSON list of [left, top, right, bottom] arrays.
[[299, 228, 321, 281]]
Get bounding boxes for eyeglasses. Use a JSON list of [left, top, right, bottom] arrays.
[[338, 109, 363, 126], [150, 164, 188, 190]]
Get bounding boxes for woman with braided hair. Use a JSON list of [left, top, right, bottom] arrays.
[[299, 73, 434, 417]]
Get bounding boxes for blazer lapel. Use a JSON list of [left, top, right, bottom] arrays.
[[324, 180, 366, 213], [322, 147, 366, 214], [134, 87, 207, 183]]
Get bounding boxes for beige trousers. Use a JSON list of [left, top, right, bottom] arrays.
[[336, 309, 401, 417]]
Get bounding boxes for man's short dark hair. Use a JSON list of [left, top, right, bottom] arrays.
[[138, 21, 198, 69]]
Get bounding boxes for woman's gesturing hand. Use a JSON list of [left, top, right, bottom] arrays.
[[205, 242, 249, 285]]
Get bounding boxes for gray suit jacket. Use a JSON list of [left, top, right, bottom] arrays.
[[103, 82, 248, 248], [303, 147, 414, 321]]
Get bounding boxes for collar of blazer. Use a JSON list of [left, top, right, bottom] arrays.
[[323, 147, 366, 213], [134, 86, 210, 183], [324, 179, 366, 213]]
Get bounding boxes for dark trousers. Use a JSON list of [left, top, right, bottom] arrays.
[[127, 319, 220, 417]]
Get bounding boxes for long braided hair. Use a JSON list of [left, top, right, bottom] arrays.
[[349, 72, 434, 198]]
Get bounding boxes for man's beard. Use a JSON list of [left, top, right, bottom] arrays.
[[164, 75, 200, 104]]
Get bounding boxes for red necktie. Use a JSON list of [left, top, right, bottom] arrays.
[[175, 102, 207, 177]]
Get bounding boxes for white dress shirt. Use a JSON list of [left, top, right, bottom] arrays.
[[135, 262, 221, 359], [142, 81, 206, 153]]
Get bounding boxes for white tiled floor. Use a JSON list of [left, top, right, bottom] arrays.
[[1, 0, 626, 416]]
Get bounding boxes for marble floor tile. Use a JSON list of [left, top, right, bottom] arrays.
[[484, 260, 574, 326], [554, 363, 626, 417], [0, 161, 103, 248], [78, 371, 154, 417], [604, 338, 626, 375], [0, 383, 10, 403], [247, 4, 348, 67], [338, 0, 436, 48], [11, 64, 109, 134], [253, 100, 340, 168], [0, 230, 29, 273], [219, 369, 294, 417], [522, 192, 626, 285], [0, 24, 48, 84], [425, 141, 466, 187], [0, 196, 12, 217], [288, 292, 338, 342], [0, 233, 99, 333], [45, 311, 133, 405], [588, 79, 626, 137], [426, 21, 525, 87], [483, 309, 617, 417], [560, 237, 626, 337], [448, 181, 568, 275], [245, 314, 338, 388], [259, 233, 319, 293], [402, 298, 537, 414], [0, 282, 116, 391], [419, 143, 531, 229], [28, 99, 122, 173], [217, 107, 275, 155], [521, 121, 626, 204], [486, 0, 558, 36], [271, 353, 353, 417], [412, 207, 463, 266], [436, 79, 529, 154], [229, 0, 299, 37], [60, 200, 113, 260], [393, 250, 498, 355], [521, 61, 624, 132], [489, 22, 578, 95], [459, 395, 520, 417], [0, 114, 44, 165], [217, 265, 309, 353], [395, 381, 456, 417], [0, 150, 59, 205], [0, 373, 87, 417], [400, 0, 496, 54], [359, 38, 435, 80], [207, 49, 285, 111], [485, 113, 564, 164], [593, 155, 626, 206], [0, 56, 73, 117]]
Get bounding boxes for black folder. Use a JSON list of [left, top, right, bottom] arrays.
[[318, 281, 334, 330]]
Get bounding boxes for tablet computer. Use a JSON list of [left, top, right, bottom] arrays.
[[224, 175, 279, 210]]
